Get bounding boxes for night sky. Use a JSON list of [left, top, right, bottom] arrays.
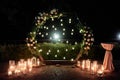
[[0, 0, 120, 44]]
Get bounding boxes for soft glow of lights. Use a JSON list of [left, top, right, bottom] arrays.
[[33, 32, 36, 34], [52, 18, 54, 21], [48, 50, 51, 52], [50, 37, 52, 40], [37, 16, 40, 19], [69, 18, 71, 23], [77, 61, 80, 67], [30, 32, 32, 34], [72, 29, 74, 32], [52, 25, 55, 28], [63, 33, 65, 35], [63, 28, 65, 31], [39, 49, 42, 52], [84, 34, 86, 36], [46, 33, 48, 35], [71, 32, 73, 35], [87, 39, 90, 41], [37, 20, 40, 23], [88, 34, 91, 37], [60, 19, 63, 22], [41, 34, 44, 37], [79, 29, 85, 33], [30, 44, 33, 46], [72, 47, 75, 50], [33, 47, 36, 49], [54, 28, 57, 30], [117, 33, 120, 40], [55, 55, 57, 57], [65, 49, 68, 52], [75, 42, 77, 45], [57, 50, 60, 53], [63, 57, 66, 60], [85, 42, 88, 44], [47, 52, 49, 55], [61, 23, 63, 26], [26, 38, 28, 40], [66, 41, 69, 44], [86, 31, 89, 33], [53, 33, 60, 40], [91, 38, 94, 41], [71, 58, 74, 61], [39, 32, 41, 35], [58, 39, 61, 41], [35, 40, 37, 43], [27, 43, 30, 47], [44, 26, 46, 29], [46, 27, 49, 29]]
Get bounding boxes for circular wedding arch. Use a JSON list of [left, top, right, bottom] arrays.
[[26, 9, 94, 62]]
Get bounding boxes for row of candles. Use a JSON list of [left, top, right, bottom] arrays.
[[76, 59, 104, 76], [8, 57, 40, 76]]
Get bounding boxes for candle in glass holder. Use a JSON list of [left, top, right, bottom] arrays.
[[82, 60, 85, 70], [97, 64, 104, 77], [92, 61, 98, 73], [36, 58, 40, 66], [97, 69, 103, 77], [8, 60, 16, 76], [91, 63, 95, 74], [31, 57, 37, 67], [27, 59, 32, 72], [77, 61, 80, 67], [86, 59, 91, 71], [8, 69, 12, 76]]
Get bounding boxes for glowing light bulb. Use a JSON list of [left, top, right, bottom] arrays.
[[61, 23, 63, 26], [39, 32, 41, 35], [71, 32, 73, 35], [60, 19, 63, 22], [63, 57, 66, 60], [63, 33, 65, 35], [69, 18, 71, 23], [48, 50, 51, 52], [47, 52, 49, 55], [55, 55, 57, 57], [52, 25, 55, 28], [53, 33, 60, 40]]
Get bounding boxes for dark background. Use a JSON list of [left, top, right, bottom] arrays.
[[0, 0, 120, 44]]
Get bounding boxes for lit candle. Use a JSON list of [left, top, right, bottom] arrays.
[[8, 69, 12, 76], [27, 59, 32, 72], [97, 69, 103, 77], [82, 60, 85, 70], [86, 59, 91, 71], [77, 61, 80, 67], [36, 58, 40, 66], [91, 63, 95, 74], [92, 61, 98, 73], [71, 58, 74, 61], [97, 64, 104, 77], [31, 57, 37, 67]]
